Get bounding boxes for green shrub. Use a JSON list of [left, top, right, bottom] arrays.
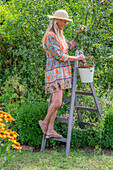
[[12, 101, 48, 147], [102, 106, 113, 149], [104, 106, 113, 133], [0, 0, 112, 106]]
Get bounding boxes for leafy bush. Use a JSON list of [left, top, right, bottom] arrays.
[[0, 0, 112, 109], [102, 106, 113, 149], [104, 106, 113, 133], [11, 101, 48, 147]]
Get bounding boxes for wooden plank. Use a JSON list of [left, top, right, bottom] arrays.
[[63, 98, 71, 102], [55, 117, 69, 123], [90, 83, 102, 116], [66, 59, 78, 156], [46, 137, 67, 143], [40, 134, 47, 152], [76, 106, 98, 112], [81, 121, 95, 125], [76, 91, 93, 96]]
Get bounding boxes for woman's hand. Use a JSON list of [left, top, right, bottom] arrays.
[[77, 26, 86, 34], [77, 54, 85, 61]]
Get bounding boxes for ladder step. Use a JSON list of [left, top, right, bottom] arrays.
[[76, 91, 93, 96], [55, 117, 69, 123], [46, 137, 67, 143], [81, 121, 95, 125], [63, 98, 71, 102], [76, 106, 98, 112]]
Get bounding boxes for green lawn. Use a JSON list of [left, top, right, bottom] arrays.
[[1, 148, 113, 170]]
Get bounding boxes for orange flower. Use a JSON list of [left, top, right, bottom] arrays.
[[0, 130, 7, 138], [0, 111, 4, 115], [7, 130, 17, 140], [0, 113, 4, 118], [5, 129, 11, 134], [0, 127, 5, 131], [10, 138, 17, 144], [0, 118, 3, 122], [12, 142, 21, 150], [4, 114, 15, 122], [0, 122, 6, 127], [1, 111, 8, 119]]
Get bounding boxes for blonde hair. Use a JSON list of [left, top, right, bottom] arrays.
[[42, 19, 68, 49]]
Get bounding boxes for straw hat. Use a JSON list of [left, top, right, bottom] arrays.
[[47, 10, 73, 22]]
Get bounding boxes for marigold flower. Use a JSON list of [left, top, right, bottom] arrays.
[[12, 142, 21, 150], [5, 129, 12, 134], [4, 114, 15, 122], [1, 111, 8, 118], [7, 130, 17, 140], [0, 111, 4, 117], [0, 118, 3, 122], [0, 127, 5, 131], [10, 139, 17, 144], [0, 122, 6, 127], [0, 130, 7, 138], [0, 113, 3, 118]]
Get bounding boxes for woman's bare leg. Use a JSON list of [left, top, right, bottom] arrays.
[[40, 89, 64, 135], [47, 89, 64, 133]]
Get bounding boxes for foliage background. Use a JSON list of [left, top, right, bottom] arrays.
[[0, 0, 113, 149]]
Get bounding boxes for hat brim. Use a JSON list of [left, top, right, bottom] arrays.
[[47, 15, 73, 22]]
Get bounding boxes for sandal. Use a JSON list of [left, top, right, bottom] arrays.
[[46, 130, 63, 138], [39, 120, 47, 134]]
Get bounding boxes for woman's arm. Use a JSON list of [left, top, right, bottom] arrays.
[[70, 26, 86, 47], [66, 54, 85, 61]]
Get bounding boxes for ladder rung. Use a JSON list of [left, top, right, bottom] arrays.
[[76, 91, 93, 96], [63, 98, 71, 102], [81, 121, 95, 125], [76, 106, 98, 112], [46, 137, 67, 143], [55, 117, 69, 123]]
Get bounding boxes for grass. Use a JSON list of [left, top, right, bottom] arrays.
[[1, 148, 113, 170]]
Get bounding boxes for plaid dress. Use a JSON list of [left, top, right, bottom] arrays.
[[44, 31, 75, 94]]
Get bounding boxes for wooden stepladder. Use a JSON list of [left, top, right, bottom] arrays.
[[41, 50, 102, 156]]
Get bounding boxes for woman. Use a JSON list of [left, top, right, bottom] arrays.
[[39, 9, 85, 138]]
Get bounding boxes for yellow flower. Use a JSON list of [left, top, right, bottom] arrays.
[[0, 127, 5, 131], [12, 142, 21, 150], [0, 122, 6, 127], [4, 114, 15, 122], [6, 130, 18, 140], [10, 138, 17, 144], [0, 130, 7, 139], [0, 118, 3, 122], [0, 111, 8, 119]]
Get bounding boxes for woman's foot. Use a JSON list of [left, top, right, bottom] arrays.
[[46, 130, 63, 138], [39, 120, 47, 134]]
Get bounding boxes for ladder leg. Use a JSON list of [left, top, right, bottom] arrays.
[[66, 61, 77, 156], [40, 134, 46, 152], [90, 83, 102, 116], [66, 100, 75, 156], [40, 94, 52, 152]]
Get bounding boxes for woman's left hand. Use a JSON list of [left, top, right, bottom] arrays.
[[77, 26, 86, 34]]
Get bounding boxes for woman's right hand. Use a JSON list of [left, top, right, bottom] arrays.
[[77, 54, 85, 61]]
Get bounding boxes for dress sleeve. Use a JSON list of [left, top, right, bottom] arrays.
[[66, 39, 76, 50], [45, 34, 69, 62]]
